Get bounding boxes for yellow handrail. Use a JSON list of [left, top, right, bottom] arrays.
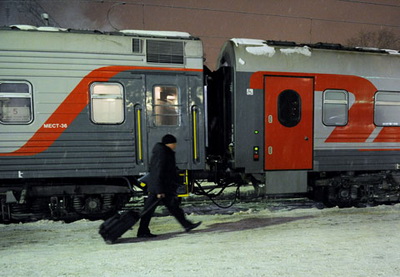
[[192, 107, 198, 161], [137, 108, 143, 162]]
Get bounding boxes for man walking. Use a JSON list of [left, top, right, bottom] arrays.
[[137, 134, 201, 238]]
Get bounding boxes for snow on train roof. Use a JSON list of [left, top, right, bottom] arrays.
[[120, 30, 191, 38], [10, 25, 68, 32], [231, 38, 311, 57], [6, 25, 195, 39], [231, 38, 400, 56]]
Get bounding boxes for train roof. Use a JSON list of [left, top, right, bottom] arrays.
[[0, 25, 199, 40], [230, 38, 400, 55], [217, 38, 400, 76], [0, 25, 203, 70]]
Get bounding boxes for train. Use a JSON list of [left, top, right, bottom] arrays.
[[1, 25, 400, 222]]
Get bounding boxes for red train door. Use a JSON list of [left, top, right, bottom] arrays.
[[264, 76, 314, 170]]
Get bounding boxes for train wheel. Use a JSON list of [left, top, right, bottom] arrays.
[[84, 196, 102, 214]]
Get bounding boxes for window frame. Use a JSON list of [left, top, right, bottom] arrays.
[[90, 82, 125, 125], [0, 81, 34, 125], [374, 91, 400, 127], [152, 85, 181, 126], [322, 89, 349, 127], [277, 89, 301, 128]]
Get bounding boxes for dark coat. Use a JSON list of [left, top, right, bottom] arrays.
[[148, 143, 179, 195]]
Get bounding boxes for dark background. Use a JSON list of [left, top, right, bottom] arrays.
[[1, 0, 399, 68]]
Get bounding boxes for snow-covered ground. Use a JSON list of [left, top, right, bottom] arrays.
[[1, 202, 400, 277]]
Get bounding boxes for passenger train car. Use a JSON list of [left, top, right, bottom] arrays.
[[208, 38, 400, 206], [0, 26, 205, 221], [1, 26, 400, 222]]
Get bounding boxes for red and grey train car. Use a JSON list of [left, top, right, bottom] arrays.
[[0, 26, 205, 221], [208, 38, 400, 206], [1, 26, 400, 222]]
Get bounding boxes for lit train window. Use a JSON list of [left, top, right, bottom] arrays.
[[0, 81, 33, 124], [153, 86, 180, 126], [278, 89, 301, 127], [322, 90, 348, 126], [374, 91, 400, 127], [90, 82, 124, 124]]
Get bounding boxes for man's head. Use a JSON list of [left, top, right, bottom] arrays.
[[161, 134, 177, 150]]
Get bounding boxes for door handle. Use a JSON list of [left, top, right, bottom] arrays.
[[304, 136, 309, 141]]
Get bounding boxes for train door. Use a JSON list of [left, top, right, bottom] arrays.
[[145, 74, 189, 167], [264, 76, 314, 170]]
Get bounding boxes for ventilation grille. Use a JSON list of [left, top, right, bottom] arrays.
[[132, 39, 142, 53], [146, 40, 184, 64]]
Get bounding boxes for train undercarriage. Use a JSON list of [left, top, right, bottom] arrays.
[[2, 170, 400, 223], [311, 170, 400, 207], [0, 178, 133, 223]]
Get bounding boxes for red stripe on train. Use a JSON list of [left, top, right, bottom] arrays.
[[0, 66, 202, 156]]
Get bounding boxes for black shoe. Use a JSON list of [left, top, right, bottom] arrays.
[[185, 221, 202, 232], [137, 233, 157, 238]]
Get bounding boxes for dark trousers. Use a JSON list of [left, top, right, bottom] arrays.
[[138, 193, 191, 234]]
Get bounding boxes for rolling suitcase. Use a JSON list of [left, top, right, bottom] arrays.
[[99, 199, 160, 244]]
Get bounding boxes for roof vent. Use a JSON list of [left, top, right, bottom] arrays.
[[132, 38, 142, 53], [146, 40, 184, 64]]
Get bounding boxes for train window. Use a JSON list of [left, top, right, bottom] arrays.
[[322, 90, 348, 126], [278, 89, 301, 127], [153, 86, 180, 126], [90, 82, 124, 124], [0, 81, 33, 124], [374, 91, 400, 126]]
